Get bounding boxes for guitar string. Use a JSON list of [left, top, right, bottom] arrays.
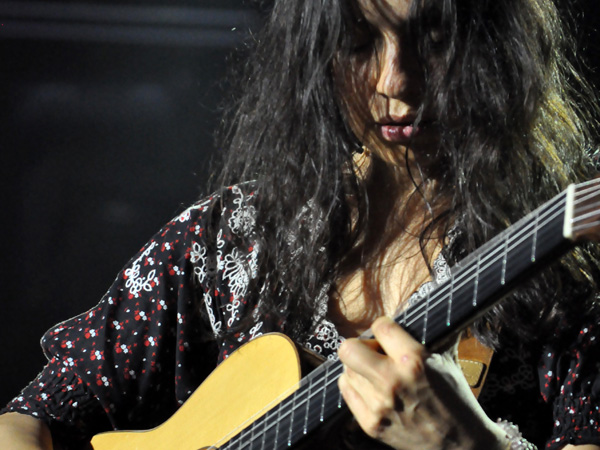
[[566, 183, 600, 231], [219, 362, 345, 450], [570, 182, 600, 222], [572, 220, 600, 233], [212, 372, 327, 449], [571, 185, 600, 216], [220, 196, 568, 450], [219, 183, 600, 449], [573, 178, 600, 197]]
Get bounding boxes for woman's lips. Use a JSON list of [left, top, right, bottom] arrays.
[[379, 123, 420, 142]]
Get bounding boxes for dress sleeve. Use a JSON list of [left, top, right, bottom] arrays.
[[539, 321, 600, 449], [2, 196, 220, 448]]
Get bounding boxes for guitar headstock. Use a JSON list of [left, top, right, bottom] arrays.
[[564, 178, 600, 242]]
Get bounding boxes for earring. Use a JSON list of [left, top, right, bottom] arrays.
[[352, 145, 372, 177]]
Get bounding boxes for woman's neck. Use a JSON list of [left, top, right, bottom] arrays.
[[330, 156, 448, 337]]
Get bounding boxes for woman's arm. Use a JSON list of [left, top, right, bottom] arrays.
[[0, 412, 53, 450], [565, 446, 600, 450]]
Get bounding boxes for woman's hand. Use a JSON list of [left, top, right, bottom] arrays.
[[337, 316, 507, 450]]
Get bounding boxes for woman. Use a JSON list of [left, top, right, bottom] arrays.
[[1, 0, 600, 448]]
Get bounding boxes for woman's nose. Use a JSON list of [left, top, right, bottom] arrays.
[[375, 39, 417, 100]]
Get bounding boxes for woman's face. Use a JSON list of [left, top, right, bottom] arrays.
[[336, 0, 438, 166]]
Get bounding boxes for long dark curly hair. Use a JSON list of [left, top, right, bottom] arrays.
[[207, 0, 600, 348]]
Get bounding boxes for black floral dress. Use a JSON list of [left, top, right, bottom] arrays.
[[3, 184, 600, 449]]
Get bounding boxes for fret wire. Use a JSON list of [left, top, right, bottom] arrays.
[[399, 198, 565, 329], [531, 211, 539, 262], [251, 414, 259, 450], [287, 392, 296, 447], [422, 288, 430, 344], [446, 274, 453, 326], [500, 234, 508, 285], [303, 376, 311, 435], [472, 255, 480, 307], [239, 425, 248, 450], [320, 365, 329, 422], [274, 402, 281, 449], [261, 407, 267, 450]]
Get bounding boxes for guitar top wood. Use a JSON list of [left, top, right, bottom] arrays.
[[90, 333, 302, 450]]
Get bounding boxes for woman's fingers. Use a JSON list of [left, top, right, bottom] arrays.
[[338, 317, 428, 391], [338, 337, 385, 378], [371, 316, 428, 366], [337, 318, 428, 438], [337, 317, 434, 439]]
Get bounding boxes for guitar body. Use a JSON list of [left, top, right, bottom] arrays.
[[90, 333, 302, 450]]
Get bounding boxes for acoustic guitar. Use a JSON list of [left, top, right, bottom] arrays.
[[90, 179, 600, 449]]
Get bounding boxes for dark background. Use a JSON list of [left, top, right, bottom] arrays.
[[0, 0, 598, 407], [0, 0, 262, 406]]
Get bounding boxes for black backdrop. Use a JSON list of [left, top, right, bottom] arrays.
[[0, 0, 598, 408], [0, 0, 260, 406]]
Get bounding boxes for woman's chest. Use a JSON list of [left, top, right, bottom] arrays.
[[329, 247, 438, 337]]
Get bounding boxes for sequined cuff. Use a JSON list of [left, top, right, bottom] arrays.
[[496, 420, 537, 450]]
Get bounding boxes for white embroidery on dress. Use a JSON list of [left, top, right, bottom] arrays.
[[204, 291, 221, 336], [225, 299, 242, 328], [432, 253, 451, 284], [124, 242, 159, 298], [177, 209, 191, 223], [313, 320, 344, 360], [406, 252, 450, 308], [190, 242, 208, 284], [216, 229, 226, 271], [248, 244, 259, 279], [228, 185, 256, 236], [198, 188, 458, 364], [249, 321, 264, 339], [222, 248, 250, 301], [177, 198, 212, 223]]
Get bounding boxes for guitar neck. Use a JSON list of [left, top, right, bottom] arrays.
[[219, 179, 600, 450], [398, 190, 569, 348]]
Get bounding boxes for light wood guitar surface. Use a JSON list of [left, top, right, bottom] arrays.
[[90, 333, 302, 449]]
